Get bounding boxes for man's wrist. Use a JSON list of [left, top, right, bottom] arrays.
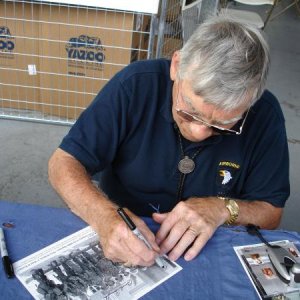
[[218, 196, 239, 225]]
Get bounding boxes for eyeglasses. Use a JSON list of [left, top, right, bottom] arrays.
[[175, 82, 250, 135]]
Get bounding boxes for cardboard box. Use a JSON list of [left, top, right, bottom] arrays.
[[0, 3, 41, 112], [0, 1, 150, 120]]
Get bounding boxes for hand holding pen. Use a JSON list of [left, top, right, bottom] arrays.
[[117, 207, 166, 268]]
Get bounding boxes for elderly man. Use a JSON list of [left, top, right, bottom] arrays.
[[48, 16, 289, 267]]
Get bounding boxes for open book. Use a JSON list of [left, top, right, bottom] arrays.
[[13, 226, 182, 300], [234, 240, 300, 299]]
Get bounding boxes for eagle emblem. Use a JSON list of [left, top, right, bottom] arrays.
[[219, 170, 233, 185]]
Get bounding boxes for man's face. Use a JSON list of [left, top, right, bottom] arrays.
[[170, 52, 249, 142], [172, 80, 247, 142]]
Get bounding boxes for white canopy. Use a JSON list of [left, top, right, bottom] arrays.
[[34, 0, 160, 14]]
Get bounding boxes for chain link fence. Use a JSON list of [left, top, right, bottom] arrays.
[[0, 0, 218, 125]]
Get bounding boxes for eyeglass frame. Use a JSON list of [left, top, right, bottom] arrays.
[[175, 81, 251, 135]]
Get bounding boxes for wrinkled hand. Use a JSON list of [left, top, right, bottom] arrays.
[[153, 197, 228, 261], [96, 208, 160, 267]]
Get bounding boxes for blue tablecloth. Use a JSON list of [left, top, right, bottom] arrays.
[[1, 200, 300, 300]]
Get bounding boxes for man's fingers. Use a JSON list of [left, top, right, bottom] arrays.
[[109, 235, 156, 267], [102, 218, 157, 266], [129, 234, 157, 265], [158, 221, 189, 256], [154, 200, 223, 261], [155, 213, 177, 245], [183, 229, 214, 261], [138, 229, 160, 252], [136, 219, 160, 252], [152, 212, 168, 224], [164, 226, 199, 261]]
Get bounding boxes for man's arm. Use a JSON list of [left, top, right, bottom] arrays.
[[48, 148, 159, 266], [237, 199, 282, 228], [153, 197, 283, 262]]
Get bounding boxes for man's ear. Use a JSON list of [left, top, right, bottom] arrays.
[[170, 51, 180, 81]]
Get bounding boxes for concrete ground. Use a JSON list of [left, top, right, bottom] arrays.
[[1, 2, 300, 231]]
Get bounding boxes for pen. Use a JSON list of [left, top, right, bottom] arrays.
[[117, 207, 166, 268], [0, 228, 14, 278]]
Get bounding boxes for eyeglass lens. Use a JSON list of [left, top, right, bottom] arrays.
[[176, 110, 240, 135]]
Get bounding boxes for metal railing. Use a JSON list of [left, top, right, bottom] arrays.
[[0, 0, 217, 125]]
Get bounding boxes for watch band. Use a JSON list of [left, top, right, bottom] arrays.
[[218, 197, 239, 225]]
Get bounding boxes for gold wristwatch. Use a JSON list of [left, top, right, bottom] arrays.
[[218, 197, 239, 225]]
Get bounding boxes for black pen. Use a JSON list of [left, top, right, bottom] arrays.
[[117, 207, 165, 268], [0, 228, 14, 278]]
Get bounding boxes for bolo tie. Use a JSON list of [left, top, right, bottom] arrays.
[[175, 124, 203, 202]]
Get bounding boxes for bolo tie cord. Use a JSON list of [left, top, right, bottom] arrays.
[[176, 125, 203, 202]]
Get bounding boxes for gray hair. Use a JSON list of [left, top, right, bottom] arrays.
[[178, 15, 270, 110]]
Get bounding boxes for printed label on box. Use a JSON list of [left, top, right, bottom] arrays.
[[28, 64, 37, 75], [0, 26, 15, 63], [65, 34, 105, 75]]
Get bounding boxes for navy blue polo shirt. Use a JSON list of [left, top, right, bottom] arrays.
[[60, 59, 290, 217]]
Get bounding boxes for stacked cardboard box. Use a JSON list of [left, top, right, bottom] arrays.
[[0, 1, 150, 119], [0, 3, 41, 113]]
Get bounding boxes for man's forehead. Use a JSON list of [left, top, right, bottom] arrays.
[[179, 81, 247, 124]]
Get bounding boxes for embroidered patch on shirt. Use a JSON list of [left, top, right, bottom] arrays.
[[216, 161, 241, 194], [219, 169, 233, 185]]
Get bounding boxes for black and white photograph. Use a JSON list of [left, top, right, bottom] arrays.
[[13, 227, 182, 300]]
